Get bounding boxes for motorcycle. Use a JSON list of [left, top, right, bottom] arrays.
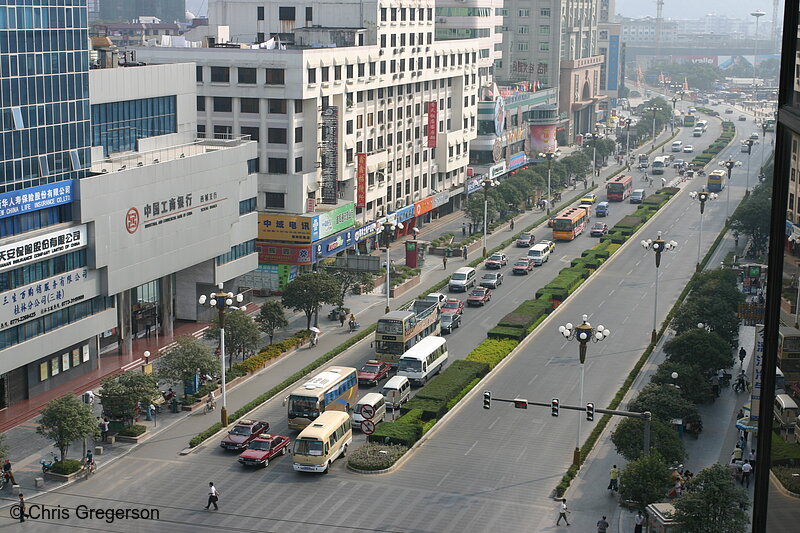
[[40, 451, 59, 474]]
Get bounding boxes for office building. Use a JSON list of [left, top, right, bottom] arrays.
[[99, 0, 186, 24]]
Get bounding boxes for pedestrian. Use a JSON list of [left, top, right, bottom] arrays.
[[17, 493, 25, 522], [596, 515, 609, 533], [462, 246, 468, 260], [461, 222, 466, 236], [741, 460, 753, 487], [442, 255, 447, 269], [608, 465, 619, 492], [556, 498, 570, 526], [510, 218, 515, 230], [205, 482, 220, 510], [338, 309, 346, 327], [710, 373, 720, 398], [100, 417, 109, 442], [661, 177, 666, 188], [3, 459, 16, 485], [739, 346, 747, 365], [737, 408, 745, 419], [749, 448, 757, 462], [468, 222, 473, 235], [732, 444, 743, 463], [634, 511, 645, 533]]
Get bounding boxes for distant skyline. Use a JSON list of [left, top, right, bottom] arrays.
[[616, 0, 778, 22]]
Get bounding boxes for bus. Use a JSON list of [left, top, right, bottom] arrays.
[[285, 366, 358, 430], [292, 411, 352, 473], [552, 206, 589, 241], [397, 335, 448, 385], [683, 114, 696, 127], [651, 156, 668, 175], [606, 175, 633, 201], [374, 304, 441, 365], [707, 169, 726, 192], [696, 119, 708, 132]]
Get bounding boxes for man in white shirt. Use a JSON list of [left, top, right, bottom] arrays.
[[741, 460, 753, 488], [205, 482, 219, 510]]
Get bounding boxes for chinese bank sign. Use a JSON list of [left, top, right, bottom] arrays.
[[258, 203, 355, 243]]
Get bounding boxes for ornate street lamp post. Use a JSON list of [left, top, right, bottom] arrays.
[[641, 232, 678, 344], [689, 188, 718, 271]]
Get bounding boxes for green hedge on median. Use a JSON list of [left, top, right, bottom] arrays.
[[416, 360, 489, 404], [464, 338, 519, 368], [367, 420, 423, 447], [399, 397, 447, 420]]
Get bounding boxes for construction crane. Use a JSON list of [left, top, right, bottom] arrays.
[[654, 0, 664, 64]]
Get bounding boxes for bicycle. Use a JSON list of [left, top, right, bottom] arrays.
[[204, 399, 216, 414], [81, 460, 96, 478]]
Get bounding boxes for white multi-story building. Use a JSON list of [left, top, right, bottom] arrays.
[[135, 0, 483, 290]]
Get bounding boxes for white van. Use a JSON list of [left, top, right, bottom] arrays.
[[671, 140, 683, 152], [630, 189, 646, 204], [351, 392, 386, 429], [397, 336, 448, 385], [774, 394, 799, 426], [382, 375, 411, 408], [693, 127, 703, 137], [449, 267, 477, 292], [527, 243, 551, 266]]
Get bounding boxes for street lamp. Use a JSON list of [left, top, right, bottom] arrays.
[[760, 120, 768, 178], [671, 371, 680, 388], [382, 221, 403, 313], [671, 96, 678, 133], [623, 118, 633, 160], [586, 131, 600, 186], [750, 11, 766, 89], [719, 157, 743, 220], [481, 177, 498, 257], [689, 188, 718, 271], [644, 106, 663, 148], [538, 151, 557, 215], [558, 314, 611, 466], [198, 283, 244, 426], [641, 232, 678, 344], [743, 138, 755, 195]]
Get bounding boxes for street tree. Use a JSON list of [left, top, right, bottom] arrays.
[[99, 371, 160, 427], [628, 383, 700, 425], [619, 451, 674, 510], [671, 296, 741, 346], [464, 192, 501, 227], [730, 181, 771, 257], [611, 417, 686, 464], [37, 394, 98, 462], [281, 272, 340, 330], [651, 361, 714, 404], [328, 268, 376, 310], [255, 300, 288, 344], [562, 152, 591, 182], [673, 464, 750, 533], [664, 329, 733, 374], [205, 309, 262, 364], [157, 336, 219, 396]]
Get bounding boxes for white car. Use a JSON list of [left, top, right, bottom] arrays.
[[688, 107, 697, 113], [683, 145, 694, 153], [750, 132, 760, 140]]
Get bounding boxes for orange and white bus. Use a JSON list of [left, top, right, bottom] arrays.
[[284, 366, 358, 430], [606, 175, 633, 201], [552, 206, 589, 241]]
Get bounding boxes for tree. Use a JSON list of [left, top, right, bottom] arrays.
[[651, 361, 714, 404], [628, 383, 700, 425], [673, 464, 750, 533], [328, 268, 376, 310], [205, 309, 262, 365], [664, 329, 733, 373], [611, 417, 685, 464], [672, 270, 744, 345], [157, 336, 219, 396], [730, 181, 771, 257], [255, 300, 288, 344], [99, 371, 160, 427], [37, 394, 98, 461], [465, 192, 501, 227], [619, 451, 674, 510], [281, 272, 340, 330]]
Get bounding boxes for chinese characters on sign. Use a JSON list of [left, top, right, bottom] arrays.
[[427, 101, 437, 148], [510, 61, 548, 75], [356, 153, 367, 207], [0, 268, 94, 330], [128, 191, 222, 233], [258, 214, 314, 242], [0, 225, 87, 273], [321, 106, 339, 204], [0, 181, 75, 219]]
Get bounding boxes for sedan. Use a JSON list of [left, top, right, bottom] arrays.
[[516, 233, 535, 247], [358, 360, 393, 385], [480, 272, 503, 289], [440, 313, 461, 334], [220, 420, 270, 451], [579, 193, 598, 205], [590, 222, 609, 237], [238, 434, 291, 467], [512, 258, 534, 275], [441, 298, 465, 316], [750, 132, 760, 140], [466, 287, 492, 306], [672, 159, 685, 168], [725, 108, 734, 114], [683, 145, 694, 153], [485, 253, 508, 269], [739, 115, 748, 121]]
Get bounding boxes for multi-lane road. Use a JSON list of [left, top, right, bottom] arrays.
[[20, 102, 767, 533]]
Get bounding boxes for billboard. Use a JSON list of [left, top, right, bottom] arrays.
[[529, 123, 557, 155], [606, 35, 620, 92], [0, 225, 87, 273], [258, 203, 355, 243], [356, 153, 367, 207], [0, 180, 75, 220], [321, 106, 339, 204], [256, 242, 313, 265], [427, 101, 437, 148]]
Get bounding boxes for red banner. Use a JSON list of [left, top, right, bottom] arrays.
[[414, 197, 433, 217], [256, 242, 313, 265], [427, 101, 437, 148], [356, 153, 367, 207]]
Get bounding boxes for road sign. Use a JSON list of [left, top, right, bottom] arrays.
[[360, 420, 376, 435], [360, 404, 375, 420]]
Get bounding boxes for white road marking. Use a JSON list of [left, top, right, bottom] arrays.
[[464, 440, 478, 456], [488, 417, 500, 430], [599, 299, 606, 307], [609, 289, 615, 296], [517, 445, 528, 462], [436, 471, 451, 487], [528, 374, 539, 386]]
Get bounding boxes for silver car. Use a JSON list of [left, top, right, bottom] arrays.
[[480, 272, 504, 289]]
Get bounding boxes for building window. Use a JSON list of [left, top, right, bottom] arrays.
[[307, 68, 316, 83], [265, 68, 285, 85], [518, 26, 529, 34], [238, 67, 257, 84], [539, 42, 550, 51], [295, 157, 303, 172], [213, 97, 232, 112], [518, 9, 529, 17], [214, 125, 232, 139], [321, 67, 329, 82], [279, 6, 296, 20], [268, 158, 288, 174], [210, 66, 229, 83], [295, 126, 303, 143], [197, 96, 205, 111], [91, 96, 177, 156], [257, 6, 265, 20], [239, 197, 257, 214], [39, 362, 48, 382], [306, 7, 312, 21], [540, 8, 551, 16], [518, 42, 529, 51], [247, 158, 260, 173], [240, 98, 259, 114], [265, 192, 285, 209], [257, 32, 265, 43], [216, 240, 256, 266], [267, 128, 287, 143], [196, 66, 203, 82], [539, 25, 550, 35], [269, 99, 287, 114], [241, 126, 260, 141]]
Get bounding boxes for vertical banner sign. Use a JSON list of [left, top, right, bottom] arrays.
[[356, 153, 367, 207], [750, 325, 764, 421], [321, 106, 339, 204], [427, 101, 437, 148]]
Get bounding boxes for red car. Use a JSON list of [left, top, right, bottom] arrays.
[[357, 360, 392, 386], [220, 419, 270, 451], [485, 253, 508, 269], [238, 433, 291, 467], [516, 233, 535, 247], [467, 287, 492, 306], [590, 222, 609, 237], [441, 298, 465, 315], [512, 258, 534, 275]]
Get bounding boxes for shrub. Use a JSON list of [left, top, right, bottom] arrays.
[[118, 424, 147, 437], [51, 459, 83, 475], [367, 421, 422, 447], [399, 397, 447, 420], [487, 325, 526, 340], [465, 338, 518, 368], [416, 360, 489, 404], [347, 443, 408, 471], [397, 408, 425, 426], [615, 215, 643, 229], [773, 466, 800, 493]]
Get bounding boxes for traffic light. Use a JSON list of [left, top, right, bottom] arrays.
[[483, 391, 492, 410], [551, 398, 559, 417], [586, 402, 595, 422]]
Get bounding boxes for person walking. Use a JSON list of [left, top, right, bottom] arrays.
[[338, 309, 346, 327], [3, 459, 16, 485], [17, 493, 26, 522], [205, 482, 220, 510], [739, 346, 747, 366], [556, 498, 570, 526], [741, 460, 753, 487], [462, 246, 468, 260], [596, 515, 609, 533], [608, 465, 619, 492], [99, 417, 109, 442], [732, 444, 743, 463], [509, 218, 515, 231], [468, 222, 473, 235], [461, 222, 466, 236], [443, 256, 447, 269], [634, 511, 645, 533]]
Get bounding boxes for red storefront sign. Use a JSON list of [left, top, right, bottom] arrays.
[[356, 153, 367, 207], [427, 101, 437, 148], [257, 242, 313, 265], [414, 197, 433, 217]]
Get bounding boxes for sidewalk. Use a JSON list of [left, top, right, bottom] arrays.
[[561, 231, 757, 532]]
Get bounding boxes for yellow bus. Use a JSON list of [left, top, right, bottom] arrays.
[[707, 169, 726, 192], [292, 411, 353, 473], [552, 206, 589, 241], [284, 366, 358, 430]]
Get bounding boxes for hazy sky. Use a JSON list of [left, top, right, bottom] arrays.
[[616, 0, 777, 21]]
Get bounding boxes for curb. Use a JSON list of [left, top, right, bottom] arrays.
[[769, 470, 800, 500]]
